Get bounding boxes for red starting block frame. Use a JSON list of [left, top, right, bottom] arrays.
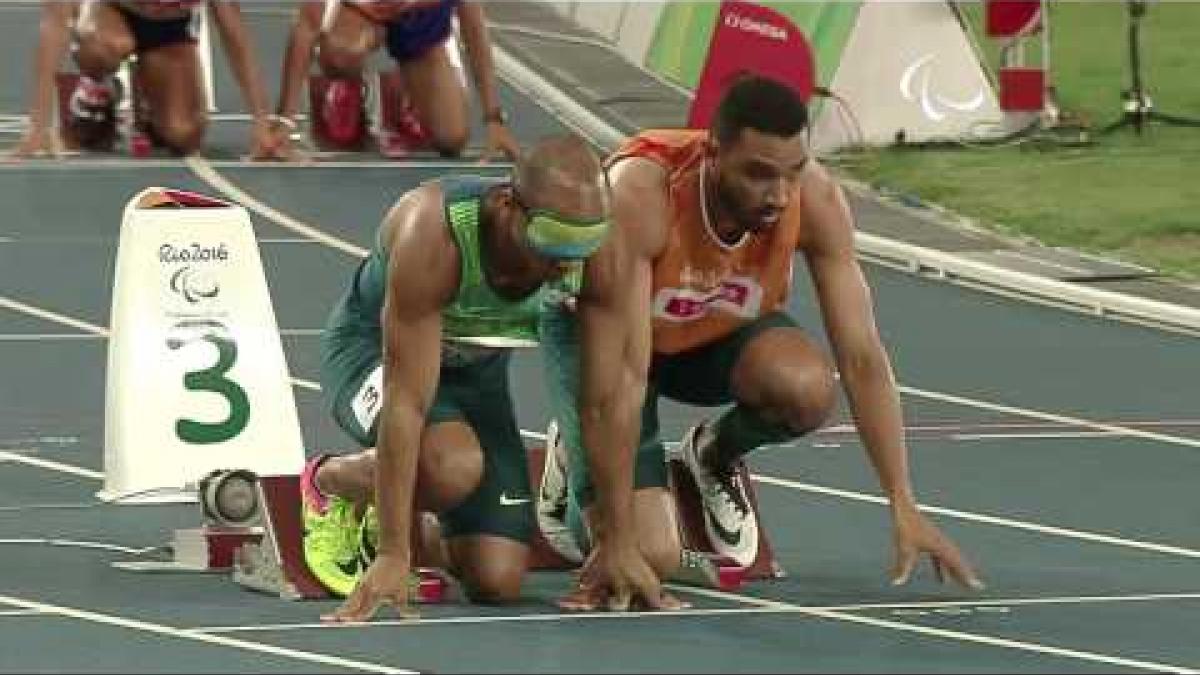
[[525, 445, 783, 586], [307, 68, 430, 158], [232, 474, 447, 603], [668, 457, 785, 581]]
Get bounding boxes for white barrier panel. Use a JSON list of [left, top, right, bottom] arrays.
[[101, 187, 305, 503]]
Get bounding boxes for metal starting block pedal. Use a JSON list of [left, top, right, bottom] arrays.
[[111, 469, 264, 573]]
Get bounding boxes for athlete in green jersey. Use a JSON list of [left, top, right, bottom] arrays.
[[306, 134, 659, 621]]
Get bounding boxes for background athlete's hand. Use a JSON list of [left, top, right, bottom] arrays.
[[558, 541, 686, 612], [246, 117, 302, 162], [478, 120, 520, 165], [4, 126, 64, 161], [321, 552, 418, 623], [890, 503, 984, 590]]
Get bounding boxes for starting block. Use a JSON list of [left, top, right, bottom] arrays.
[[112, 469, 265, 573], [668, 457, 785, 581], [232, 474, 448, 603], [307, 69, 430, 157], [55, 67, 155, 157], [524, 443, 764, 591], [307, 74, 371, 152]]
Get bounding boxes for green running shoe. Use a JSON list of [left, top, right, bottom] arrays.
[[303, 493, 367, 598]]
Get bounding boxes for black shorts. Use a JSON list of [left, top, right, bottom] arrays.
[[115, 4, 198, 53], [383, 0, 458, 62]]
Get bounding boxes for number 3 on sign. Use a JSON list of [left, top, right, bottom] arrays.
[[166, 320, 250, 444]]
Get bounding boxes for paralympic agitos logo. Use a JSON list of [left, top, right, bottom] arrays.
[[169, 265, 220, 304], [900, 53, 986, 122]]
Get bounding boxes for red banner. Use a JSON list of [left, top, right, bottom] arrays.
[[687, 1, 815, 129]]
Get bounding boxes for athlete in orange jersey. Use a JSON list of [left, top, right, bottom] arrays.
[[539, 75, 984, 610]]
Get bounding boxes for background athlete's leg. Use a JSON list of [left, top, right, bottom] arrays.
[[73, 1, 134, 74], [69, 2, 132, 149], [137, 41, 206, 154], [395, 42, 469, 157], [317, 5, 379, 77]]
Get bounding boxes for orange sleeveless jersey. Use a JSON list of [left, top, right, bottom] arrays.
[[611, 130, 804, 355]]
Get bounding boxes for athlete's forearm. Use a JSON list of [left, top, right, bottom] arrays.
[[455, 2, 503, 118], [578, 280, 652, 544], [839, 350, 916, 506], [211, 4, 271, 119], [579, 366, 642, 543], [276, 8, 319, 118], [27, 2, 75, 131], [374, 403, 424, 558]]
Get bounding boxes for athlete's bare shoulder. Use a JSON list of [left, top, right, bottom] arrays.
[[380, 181, 459, 307], [608, 156, 670, 259]]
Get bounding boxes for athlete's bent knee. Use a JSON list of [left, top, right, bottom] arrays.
[[781, 364, 837, 436], [461, 565, 523, 604], [156, 115, 206, 155]]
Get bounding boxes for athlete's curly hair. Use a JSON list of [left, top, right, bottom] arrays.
[[713, 74, 809, 144]]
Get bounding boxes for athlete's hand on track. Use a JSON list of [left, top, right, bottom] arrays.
[[890, 503, 984, 590], [322, 552, 419, 623]]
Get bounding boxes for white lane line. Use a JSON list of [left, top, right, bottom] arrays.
[[752, 475, 1200, 560], [184, 156, 369, 258], [0, 450, 103, 480], [0, 609, 44, 617], [670, 586, 1200, 675], [0, 334, 103, 341], [0, 328, 323, 341], [898, 384, 1200, 449], [292, 377, 321, 392], [0, 594, 416, 674], [0, 538, 157, 556], [952, 431, 1124, 441], [193, 607, 765, 633], [0, 296, 108, 336], [189, 591, 1200, 634], [0, 297, 321, 394]]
